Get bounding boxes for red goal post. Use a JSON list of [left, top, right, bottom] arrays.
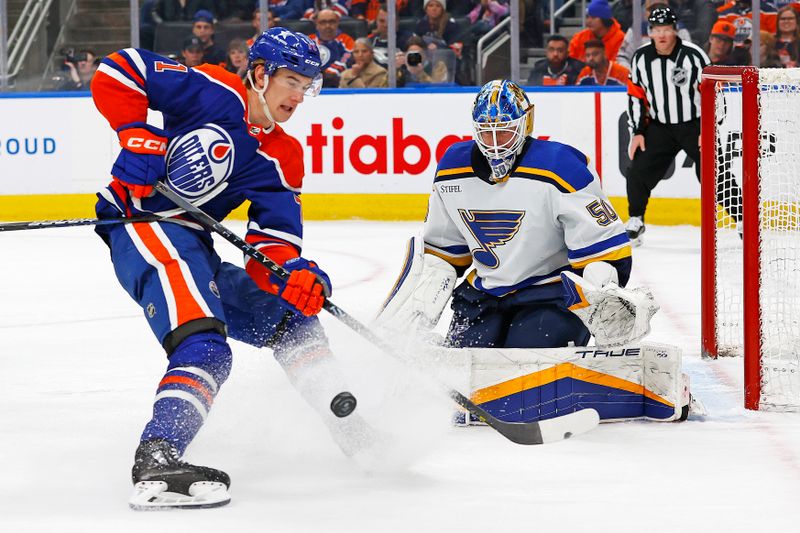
[[700, 66, 800, 411]]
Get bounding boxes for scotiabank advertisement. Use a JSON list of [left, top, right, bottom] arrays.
[[0, 89, 701, 199]]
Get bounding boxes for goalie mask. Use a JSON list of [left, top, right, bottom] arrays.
[[472, 80, 534, 182]]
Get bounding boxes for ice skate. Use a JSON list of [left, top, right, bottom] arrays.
[[625, 216, 645, 246], [129, 439, 231, 510]]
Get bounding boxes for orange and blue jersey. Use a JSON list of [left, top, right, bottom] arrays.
[[308, 31, 355, 78], [717, 0, 778, 37], [576, 61, 630, 86], [92, 48, 304, 277]]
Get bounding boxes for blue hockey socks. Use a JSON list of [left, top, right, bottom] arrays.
[[140, 332, 232, 455]]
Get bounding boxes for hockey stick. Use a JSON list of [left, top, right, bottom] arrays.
[[0, 215, 164, 232], [154, 182, 599, 445]]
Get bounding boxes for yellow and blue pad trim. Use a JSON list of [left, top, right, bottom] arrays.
[[379, 236, 417, 312], [469, 362, 675, 422], [561, 272, 590, 311]]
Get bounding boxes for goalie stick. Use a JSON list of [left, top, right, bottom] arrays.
[[154, 182, 600, 445], [0, 215, 163, 232]]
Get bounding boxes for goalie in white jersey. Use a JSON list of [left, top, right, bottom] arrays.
[[378, 80, 658, 349]]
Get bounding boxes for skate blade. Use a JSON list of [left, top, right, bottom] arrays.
[[129, 480, 230, 510]]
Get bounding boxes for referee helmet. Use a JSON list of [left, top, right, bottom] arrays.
[[648, 6, 677, 28]]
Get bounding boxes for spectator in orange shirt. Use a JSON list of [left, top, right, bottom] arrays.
[[569, 0, 625, 62], [527, 35, 585, 86], [576, 40, 630, 86]]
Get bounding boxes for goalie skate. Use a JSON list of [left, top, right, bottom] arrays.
[[128, 439, 231, 510]]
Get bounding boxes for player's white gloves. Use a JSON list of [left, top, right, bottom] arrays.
[[373, 236, 457, 337], [561, 262, 659, 347]]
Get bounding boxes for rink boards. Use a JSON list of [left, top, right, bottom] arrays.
[[0, 87, 702, 224]]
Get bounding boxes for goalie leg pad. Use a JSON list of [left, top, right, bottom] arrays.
[[374, 236, 457, 333], [452, 342, 690, 423]]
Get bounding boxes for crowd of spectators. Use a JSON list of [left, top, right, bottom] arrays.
[[526, 0, 800, 87], [56, 0, 800, 91], [130, 0, 510, 88]]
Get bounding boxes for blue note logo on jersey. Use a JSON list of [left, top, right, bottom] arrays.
[[458, 209, 525, 268], [166, 124, 234, 198]]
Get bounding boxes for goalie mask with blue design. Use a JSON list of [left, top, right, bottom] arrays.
[[472, 80, 534, 182]]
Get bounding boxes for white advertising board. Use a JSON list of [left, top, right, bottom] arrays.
[[0, 96, 115, 195], [0, 89, 702, 197]]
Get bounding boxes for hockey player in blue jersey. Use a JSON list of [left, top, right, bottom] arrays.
[[91, 28, 366, 509], [377, 79, 658, 350]]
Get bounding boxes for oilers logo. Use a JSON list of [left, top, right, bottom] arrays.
[[166, 124, 234, 198]]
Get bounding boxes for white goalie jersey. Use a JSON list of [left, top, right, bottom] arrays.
[[423, 138, 633, 296]]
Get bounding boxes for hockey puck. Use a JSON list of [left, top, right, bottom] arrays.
[[330, 391, 357, 418]]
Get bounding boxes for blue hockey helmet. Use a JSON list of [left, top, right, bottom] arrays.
[[472, 80, 534, 181], [248, 27, 323, 96]]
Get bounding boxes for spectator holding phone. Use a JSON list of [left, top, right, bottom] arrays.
[[57, 49, 98, 91], [397, 35, 449, 83]]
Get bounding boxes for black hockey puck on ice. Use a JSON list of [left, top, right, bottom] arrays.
[[330, 391, 357, 418]]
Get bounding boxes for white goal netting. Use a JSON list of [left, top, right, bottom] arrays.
[[712, 69, 800, 410]]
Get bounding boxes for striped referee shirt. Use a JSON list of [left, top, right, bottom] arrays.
[[627, 38, 709, 134]]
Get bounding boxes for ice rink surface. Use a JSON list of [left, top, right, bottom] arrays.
[[1, 221, 799, 532]]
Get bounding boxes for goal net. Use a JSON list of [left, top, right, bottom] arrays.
[[701, 66, 800, 411]]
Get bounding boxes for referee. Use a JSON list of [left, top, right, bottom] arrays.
[[625, 6, 709, 244]]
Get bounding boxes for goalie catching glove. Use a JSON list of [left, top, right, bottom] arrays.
[[561, 261, 659, 347], [373, 236, 457, 335]]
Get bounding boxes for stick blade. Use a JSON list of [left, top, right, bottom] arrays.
[[487, 408, 599, 445], [538, 408, 600, 444]]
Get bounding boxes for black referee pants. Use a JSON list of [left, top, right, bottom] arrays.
[[626, 119, 701, 219]]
